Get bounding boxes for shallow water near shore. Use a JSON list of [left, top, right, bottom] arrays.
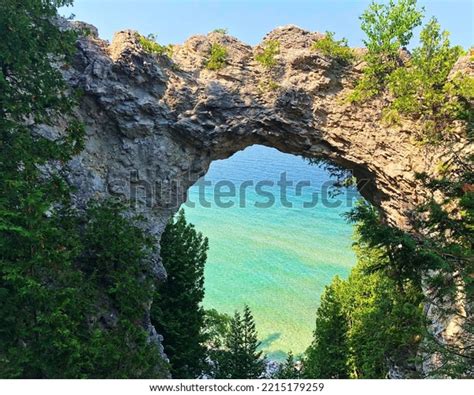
[[182, 145, 359, 360]]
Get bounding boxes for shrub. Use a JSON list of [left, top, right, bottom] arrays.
[[212, 28, 228, 34], [206, 43, 228, 70], [381, 108, 402, 126], [312, 31, 354, 64], [255, 40, 280, 69], [138, 34, 173, 57]]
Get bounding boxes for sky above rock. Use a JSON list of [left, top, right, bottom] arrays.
[[62, 0, 473, 48]]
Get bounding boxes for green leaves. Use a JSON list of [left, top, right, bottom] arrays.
[[360, 0, 424, 52], [339, 153, 473, 378], [304, 235, 425, 379], [255, 40, 280, 69], [387, 17, 470, 141], [0, 3, 163, 376], [137, 34, 173, 57], [312, 32, 355, 64], [350, 0, 471, 142], [206, 43, 228, 71], [304, 277, 351, 379], [349, 0, 424, 102]]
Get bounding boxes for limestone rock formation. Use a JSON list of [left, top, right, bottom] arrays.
[[53, 21, 472, 376]]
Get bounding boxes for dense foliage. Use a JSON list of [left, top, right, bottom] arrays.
[[348, 0, 473, 143], [75, 202, 166, 378], [304, 183, 472, 378], [1, 0, 472, 380], [387, 18, 472, 140], [0, 0, 83, 378], [349, 0, 424, 102], [151, 209, 209, 378], [304, 222, 425, 378], [0, 0, 166, 378], [304, 277, 351, 378]]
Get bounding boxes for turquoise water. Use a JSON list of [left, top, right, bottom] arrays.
[[182, 145, 359, 360]]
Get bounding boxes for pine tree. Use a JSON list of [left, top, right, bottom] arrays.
[[77, 202, 167, 378], [304, 277, 350, 379], [275, 352, 300, 379], [219, 305, 266, 379], [0, 1, 166, 378], [0, 0, 86, 378], [150, 209, 209, 378]]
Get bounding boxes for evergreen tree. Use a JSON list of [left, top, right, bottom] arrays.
[[77, 202, 167, 378], [218, 305, 266, 379], [202, 309, 232, 378], [151, 209, 209, 378], [0, 0, 85, 378], [304, 277, 350, 379], [346, 243, 424, 378], [275, 352, 300, 379], [203, 309, 232, 350], [0, 1, 166, 378]]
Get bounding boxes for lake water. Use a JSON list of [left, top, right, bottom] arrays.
[[182, 145, 359, 360]]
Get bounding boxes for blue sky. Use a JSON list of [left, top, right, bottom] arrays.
[[61, 0, 473, 48]]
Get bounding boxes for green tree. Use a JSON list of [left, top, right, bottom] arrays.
[[304, 277, 350, 379], [349, 0, 424, 101], [346, 244, 424, 378], [0, 1, 167, 378], [411, 157, 473, 377], [344, 190, 470, 377], [218, 305, 266, 379], [202, 309, 232, 377], [151, 209, 209, 378], [0, 0, 85, 378], [203, 309, 232, 350], [206, 43, 228, 70], [387, 17, 470, 139], [255, 40, 280, 69], [77, 202, 166, 378], [304, 238, 425, 379], [137, 33, 173, 57], [275, 352, 301, 379]]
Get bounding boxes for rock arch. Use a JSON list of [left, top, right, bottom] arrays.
[[65, 23, 470, 238], [57, 22, 472, 375]]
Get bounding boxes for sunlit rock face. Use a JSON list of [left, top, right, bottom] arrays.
[[57, 21, 472, 377]]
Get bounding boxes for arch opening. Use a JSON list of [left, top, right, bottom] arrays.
[[179, 144, 366, 359]]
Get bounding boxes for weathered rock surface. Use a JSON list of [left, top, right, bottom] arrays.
[[57, 22, 472, 377]]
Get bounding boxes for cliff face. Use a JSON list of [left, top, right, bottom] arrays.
[[55, 22, 472, 376]]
